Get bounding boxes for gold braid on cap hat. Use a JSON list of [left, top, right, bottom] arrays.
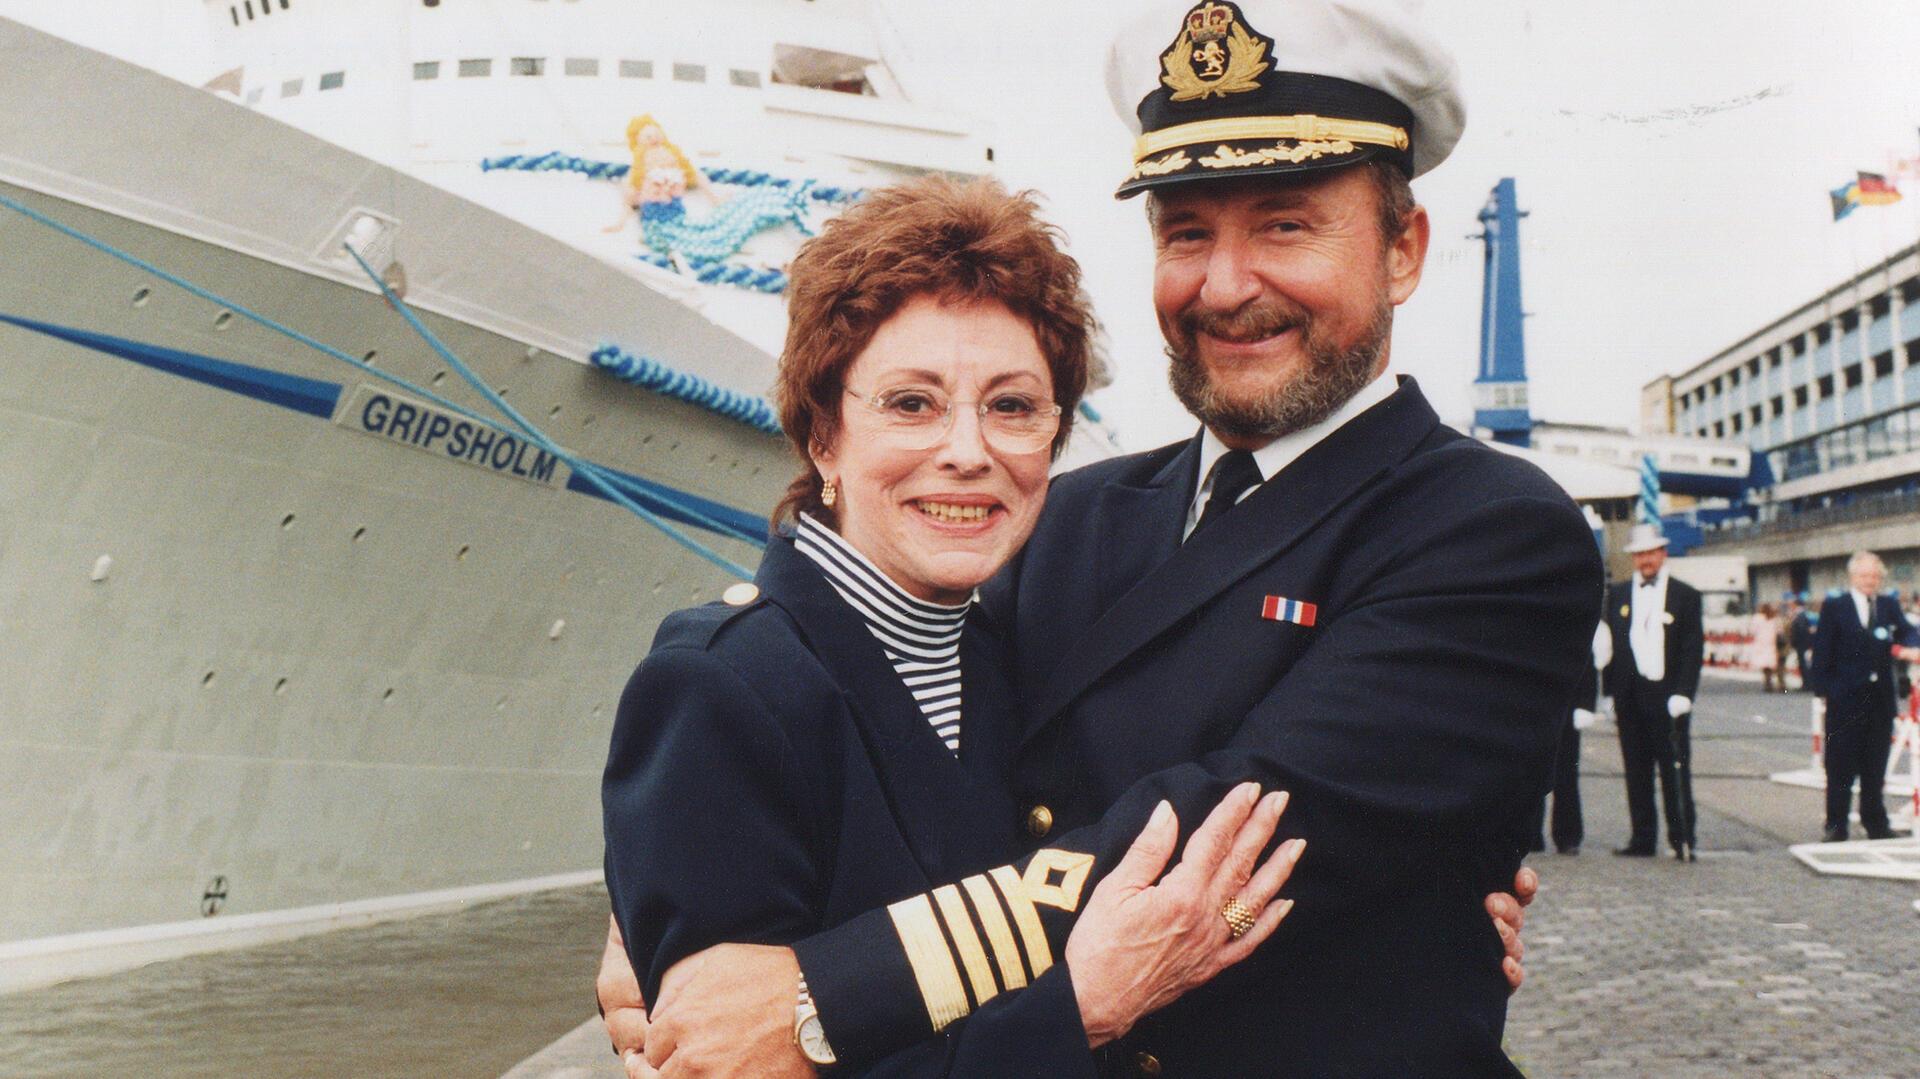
[[1133, 114, 1408, 165]]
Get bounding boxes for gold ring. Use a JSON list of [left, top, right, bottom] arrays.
[[1220, 897, 1259, 940]]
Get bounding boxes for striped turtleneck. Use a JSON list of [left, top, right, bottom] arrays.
[[795, 513, 969, 755]]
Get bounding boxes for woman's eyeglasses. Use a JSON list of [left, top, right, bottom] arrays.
[[846, 386, 1061, 454]]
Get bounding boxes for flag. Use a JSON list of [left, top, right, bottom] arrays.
[[1857, 171, 1903, 206], [1831, 180, 1859, 221]]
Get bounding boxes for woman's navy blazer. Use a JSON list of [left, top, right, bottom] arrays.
[[602, 534, 1089, 1076]]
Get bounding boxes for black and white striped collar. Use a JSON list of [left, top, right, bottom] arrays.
[[794, 514, 971, 633]]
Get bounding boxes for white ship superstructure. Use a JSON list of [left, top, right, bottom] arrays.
[[0, 0, 1116, 992]]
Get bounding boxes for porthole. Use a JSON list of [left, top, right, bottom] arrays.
[[456, 544, 470, 561], [382, 687, 395, 701], [548, 405, 562, 418], [131, 287, 152, 307], [431, 371, 446, 386], [213, 310, 235, 330], [202, 670, 217, 687], [351, 526, 367, 542], [273, 677, 289, 696], [362, 350, 378, 365], [280, 513, 296, 529]]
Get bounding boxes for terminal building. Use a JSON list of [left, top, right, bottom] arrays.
[[1641, 241, 1920, 600]]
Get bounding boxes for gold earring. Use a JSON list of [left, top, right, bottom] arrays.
[[821, 479, 837, 507]]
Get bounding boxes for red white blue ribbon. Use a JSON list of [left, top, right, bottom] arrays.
[[1261, 595, 1317, 626]]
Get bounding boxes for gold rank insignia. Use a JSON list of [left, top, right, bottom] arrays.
[[885, 848, 1096, 1032], [1159, 1, 1271, 102]]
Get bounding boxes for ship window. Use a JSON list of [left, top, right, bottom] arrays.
[[282, 0, 290, 8], [672, 62, 706, 83], [1844, 363, 1863, 389], [424, 0, 440, 6], [230, 6, 238, 25], [1771, 396, 1784, 417], [564, 57, 599, 76], [1817, 374, 1834, 398], [281, 78, 302, 97], [260, 0, 271, 14], [1794, 386, 1809, 408], [319, 71, 345, 90], [413, 61, 440, 80], [729, 68, 761, 88], [619, 59, 652, 78], [244, 1, 254, 19], [511, 57, 545, 77], [459, 58, 492, 77], [772, 43, 877, 95], [245, 86, 263, 104], [1875, 352, 1894, 378], [1712, 456, 1739, 468]]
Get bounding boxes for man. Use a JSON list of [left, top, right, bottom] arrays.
[[606, 2, 1598, 1075], [1601, 523, 1705, 861], [1788, 593, 1816, 689], [1531, 619, 1608, 856], [1806, 551, 1920, 841]]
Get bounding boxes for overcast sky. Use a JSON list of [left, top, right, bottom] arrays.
[[887, 0, 1920, 449]]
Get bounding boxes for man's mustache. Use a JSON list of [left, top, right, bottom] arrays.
[[1177, 301, 1308, 345]]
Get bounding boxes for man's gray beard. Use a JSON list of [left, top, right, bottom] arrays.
[[1165, 300, 1392, 443]]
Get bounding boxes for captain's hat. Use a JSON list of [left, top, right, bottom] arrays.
[[1107, 0, 1465, 198], [1622, 523, 1671, 554]]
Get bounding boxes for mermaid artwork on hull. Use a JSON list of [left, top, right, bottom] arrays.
[[619, 114, 817, 263]]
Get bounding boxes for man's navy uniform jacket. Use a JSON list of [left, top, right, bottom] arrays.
[[603, 537, 1093, 1076], [792, 379, 1603, 1078], [1808, 590, 1919, 725]]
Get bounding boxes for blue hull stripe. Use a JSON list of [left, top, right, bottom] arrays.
[[568, 465, 768, 541], [1, 311, 769, 539], [0, 312, 344, 419]]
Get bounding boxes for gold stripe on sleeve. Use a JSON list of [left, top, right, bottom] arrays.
[[886, 894, 972, 1032], [932, 885, 998, 1007], [961, 873, 1027, 990], [988, 865, 1054, 978]]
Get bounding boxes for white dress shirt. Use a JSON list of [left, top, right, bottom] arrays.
[[1183, 373, 1397, 541], [1629, 568, 1668, 683], [1851, 589, 1872, 630]]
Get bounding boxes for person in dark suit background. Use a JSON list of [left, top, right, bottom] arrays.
[[1788, 595, 1816, 691], [606, 3, 1596, 1076], [1532, 618, 1608, 856], [1806, 550, 1920, 841], [1602, 524, 1705, 861]]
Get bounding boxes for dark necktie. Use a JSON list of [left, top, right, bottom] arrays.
[[1192, 449, 1262, 538]]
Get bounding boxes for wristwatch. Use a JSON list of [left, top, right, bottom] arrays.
[[794, 972, 837, 1066]]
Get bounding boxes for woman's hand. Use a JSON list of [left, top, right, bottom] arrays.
[[1487, 866, 1537, 993], [1064, 783, 1302, 1047]]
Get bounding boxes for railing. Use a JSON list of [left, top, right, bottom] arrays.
[[1697, 487, 1920, 546]]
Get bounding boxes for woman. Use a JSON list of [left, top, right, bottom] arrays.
[[1749, 602, 1782, 693], [603, 177, 1300, 1078]]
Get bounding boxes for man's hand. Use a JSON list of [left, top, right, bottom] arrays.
[[1667, 694, 1692, 719], [1485, 865, 1538, 993], [645, 943, 813, 1079], [597, 915, 659, 1079]]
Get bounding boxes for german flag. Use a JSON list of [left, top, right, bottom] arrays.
[[1857, 171, 1904, 206]]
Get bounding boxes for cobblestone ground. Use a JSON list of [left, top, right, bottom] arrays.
[[1506, 676, 1920, 1078]]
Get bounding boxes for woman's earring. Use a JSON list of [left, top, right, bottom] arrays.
[[821, 479, 837, 508]]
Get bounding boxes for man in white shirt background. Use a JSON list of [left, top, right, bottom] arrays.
[[1601, 524, 1705, 861]]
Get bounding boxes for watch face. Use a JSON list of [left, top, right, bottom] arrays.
[[798, 1015, 834, 1063]]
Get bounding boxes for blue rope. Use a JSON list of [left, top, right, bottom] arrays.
[[589, 345, 783, 436], [634, 252, 790, 294], [341, 246, 760, 578], [479, 153, 864, 204], [0, 186, 761, 574]]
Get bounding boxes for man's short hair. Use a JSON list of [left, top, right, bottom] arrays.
[[1848, 550, 1885, 574]]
